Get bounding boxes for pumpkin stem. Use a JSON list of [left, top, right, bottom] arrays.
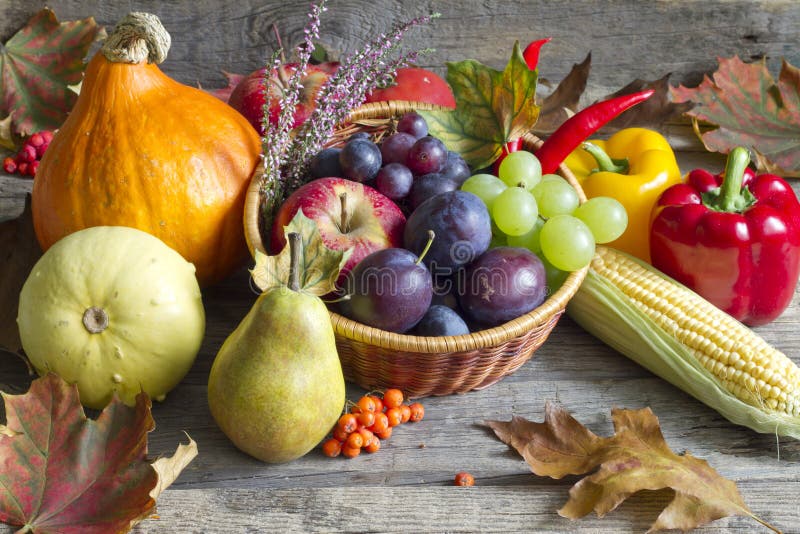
[[82, 306, 109, 334], [101, 12, 171, 64]]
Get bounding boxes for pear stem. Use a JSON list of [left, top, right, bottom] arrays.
[[415, 230, 436, 265], [288, 232, 302, 291], [339, 193, 350, 233]]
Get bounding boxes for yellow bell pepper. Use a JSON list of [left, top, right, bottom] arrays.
[[564, 127, 681, 263]]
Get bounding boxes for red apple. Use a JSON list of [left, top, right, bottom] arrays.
[[365, 67, 456, 108], [228, 62, 339, 136], [271, 177, 406, 283]]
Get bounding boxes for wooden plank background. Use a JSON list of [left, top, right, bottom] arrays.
[[2, 1, 800, 533]]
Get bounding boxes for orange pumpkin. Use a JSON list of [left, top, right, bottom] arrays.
[[32, 12, 262, 287]]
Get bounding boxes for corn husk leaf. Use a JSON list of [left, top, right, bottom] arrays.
[[566, 246, 800, 439]]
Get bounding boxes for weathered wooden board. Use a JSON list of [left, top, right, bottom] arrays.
[[2, 1, 800, 533], [1, 0, 798, 97]]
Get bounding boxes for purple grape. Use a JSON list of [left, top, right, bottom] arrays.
[[309, 147, 343, 178], [406, 136, 447, 176], [380, 132, 416, 164], [339, 138, 382, 182], [348, 131, 372, 142], [411, 305, 469, 336], [339, 248, 433, 333], [404, 190, 492, 276], [440, 151, 471, 185], [458, 247, 547, 327], [409, 172, 459, 210], [397, 111, 428, 139], [375, 163, 414, 200]]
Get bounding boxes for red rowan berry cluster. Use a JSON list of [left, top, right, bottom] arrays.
[[322, 388, 425, 459], [3, 131, 54, 177]]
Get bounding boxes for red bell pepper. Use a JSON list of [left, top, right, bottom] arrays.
[[650, 147, 800, 326]]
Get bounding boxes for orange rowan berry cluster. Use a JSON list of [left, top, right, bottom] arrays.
[[321, 388, 425, 459], [3, 131, 53, 177]]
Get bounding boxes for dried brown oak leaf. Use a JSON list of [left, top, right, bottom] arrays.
[[0, 373, 197, 533], [485, 402, 780, 533], [671, 55, 800, 177], [0, 195, 42, 353], [0, 8, 105, 136]]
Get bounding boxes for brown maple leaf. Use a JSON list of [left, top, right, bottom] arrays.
[[0, 195, 42, 353], [671, 55, 800, 177], [0, 373, 197, 533], [485, 402, 781, 533], [0, 8, 105, 136]]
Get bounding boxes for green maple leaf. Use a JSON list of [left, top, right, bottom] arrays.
[[0, 8, 105, 136], [251, 210, 352, 296], [671, 55, 800, 177], [419, 41, 539, 170]]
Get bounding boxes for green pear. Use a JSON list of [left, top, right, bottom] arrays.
[[208, 234, 345, 463]]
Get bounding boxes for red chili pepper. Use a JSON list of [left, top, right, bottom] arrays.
[[650, 147, 800, 326], [534, 89, 655, 175], [522, 37, 552, 70]]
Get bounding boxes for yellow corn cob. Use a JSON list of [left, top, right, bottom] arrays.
[[566, 246, 800, 438]]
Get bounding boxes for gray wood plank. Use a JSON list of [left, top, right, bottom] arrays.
[[0, 1, 798, 98]]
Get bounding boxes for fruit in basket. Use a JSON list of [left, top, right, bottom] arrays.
[[309, 147, 344, 179], [409, 172, 460, 210], [271, 177, 406, 280], [404, 190, 492, 275], [397, 111, 429, 139], [375, 163, 414, 200], [208, 233, 346, 463], [412, 305, 470, 336], [17, 226, 205, 410], [31, 12, 261, 288], [406, 135, 448, 176], [458, 246, 547, 327], [228, 61, 339, 135], [340, 137, 383, 182], [380, 132, 417, 164], [365, 67, 456, 108], [440, 151, 472, 186], [338, 240, 434, 333], [461, 174, 507, 210], [540, 215, 595, 272], [492, 186, 539, 236]]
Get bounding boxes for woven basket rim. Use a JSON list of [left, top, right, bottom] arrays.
[[243, 100, 588, 353]]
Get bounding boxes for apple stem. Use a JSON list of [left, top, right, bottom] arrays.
[[288, 232, 302, 291], [339, 193, 350, 233], [272, 23, 286, 64], [415, 230, 436, 265]]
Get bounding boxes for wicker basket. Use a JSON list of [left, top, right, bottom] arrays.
[[244, 101, 588, 397]]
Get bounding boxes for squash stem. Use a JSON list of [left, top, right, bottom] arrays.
[[82, 306, 109, 334]]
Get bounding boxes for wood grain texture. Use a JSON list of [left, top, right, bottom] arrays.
[[2, 2, 800, 532], [0, 0, 798, 97]]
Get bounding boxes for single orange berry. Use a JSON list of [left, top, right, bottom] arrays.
[[357, 427, 375, 445], [357, 395, 378, 413], [369, 395, 384, 413], [357, 410, 376, 428], [332, 427, 350, 442], [342, 445, 361, 458], [386, 407, 403, 427], [370, 412, 390, 433], [399, 404, 412, 423], [337, 413, 358, 434], [364, 436, 381, 453], [346, 431, 365, 449], [409, 402, 425, 422], [322, 438, 342, 458], [375, 426, 393, 440], [454, 472, 475, 486], [382, 388, 404, 409]]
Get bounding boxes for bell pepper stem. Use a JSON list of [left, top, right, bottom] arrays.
[[715, 147, 751, 212], [582, 142, 629, 174]]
